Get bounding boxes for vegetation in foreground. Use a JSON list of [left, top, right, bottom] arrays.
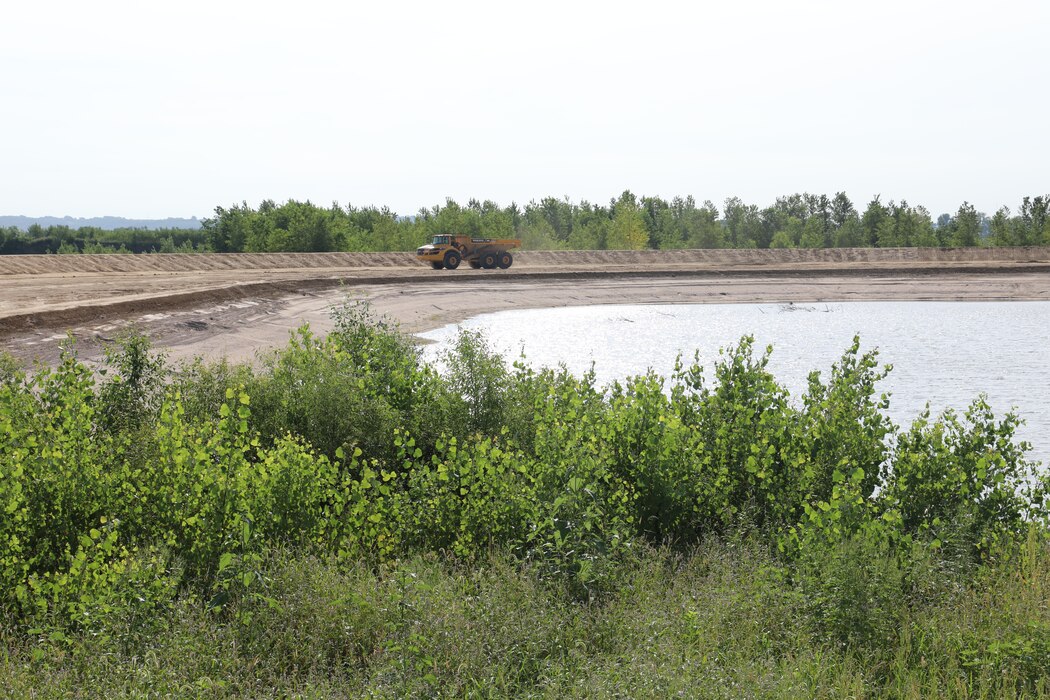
[[3, 190, 1049, 254], [1, 302, 1048, 697]]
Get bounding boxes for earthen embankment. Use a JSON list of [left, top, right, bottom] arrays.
[[2, 247, 1049, 366]]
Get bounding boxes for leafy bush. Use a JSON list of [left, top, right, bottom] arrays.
[[1, 299, 1048, 697], [97, 329, 168, 433], [881, 398, 1041, 557]]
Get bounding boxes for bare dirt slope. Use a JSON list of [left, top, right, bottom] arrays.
[[2, 247, 1049, 367]]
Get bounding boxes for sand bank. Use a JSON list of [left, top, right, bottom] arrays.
[[2, 248, 1048, 366]]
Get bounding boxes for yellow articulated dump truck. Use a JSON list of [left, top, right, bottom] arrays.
[[416, 234, 522, 270]]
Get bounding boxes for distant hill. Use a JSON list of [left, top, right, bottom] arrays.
[[0, 215, 202, 231]]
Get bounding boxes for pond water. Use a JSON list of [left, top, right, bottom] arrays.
[[419, 301, 1050, 467]]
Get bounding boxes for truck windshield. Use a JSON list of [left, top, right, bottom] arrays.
[[432, 235, 450, 245]]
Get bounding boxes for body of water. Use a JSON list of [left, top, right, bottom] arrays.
[[419, 301, 1049, 467]]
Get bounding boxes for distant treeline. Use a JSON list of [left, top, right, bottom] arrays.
[[3, 192, 1048, 254], [0, 215, 201, 231], [0, 226, 210, 255]]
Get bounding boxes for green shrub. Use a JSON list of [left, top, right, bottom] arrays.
[[2, 297, 1049, 698], [882, 397, 1044, 557], [97, 330, 167, 434], [441, 328, 508, 436]]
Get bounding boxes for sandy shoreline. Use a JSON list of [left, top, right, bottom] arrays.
[[2, 248, 1049, 366]]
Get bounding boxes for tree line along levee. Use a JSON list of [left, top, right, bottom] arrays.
[[2, 191, 1048, 255]]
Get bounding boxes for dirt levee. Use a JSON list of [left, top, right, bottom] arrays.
[[2, 246, 1049, 366], [2, 246, 1050, 277]]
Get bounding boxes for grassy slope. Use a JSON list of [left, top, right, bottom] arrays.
[[3, 539, 1048, 699]]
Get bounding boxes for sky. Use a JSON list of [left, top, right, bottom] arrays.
[[1, 0, 1046, 219]]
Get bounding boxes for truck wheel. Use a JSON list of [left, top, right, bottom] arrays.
[[431, 262, 444, 270], [481, 253, 497, 269], [443, 250, 461, 270], [497, 252, 513, 269]]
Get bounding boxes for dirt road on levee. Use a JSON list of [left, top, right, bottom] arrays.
[[2, 247, 1049, 366]]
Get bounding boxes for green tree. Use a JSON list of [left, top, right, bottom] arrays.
[[641, 196, 677, 249], [478, 201, 515, 238], [203, 202, 253, 252], [908, 206, 938, 247], [519, 216, 560, 250], [685, 199, 724, 249], [606, 192, 649, 250], [1019, 196, 1050, 245], [771, 217, 804, 248], [723, 197, 761, 248], [801, 215, 827, 248], [565, 200, 608, 250], [830, 192, 857, 229], [951, 202, 981, 247], [989, 207, 1014, 246], [860, 197, 888, 247], [832, 218, 864, 247], [534, 196, 575, 243]]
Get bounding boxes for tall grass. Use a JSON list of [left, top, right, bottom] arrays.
[[3, 543, 1048, 698]]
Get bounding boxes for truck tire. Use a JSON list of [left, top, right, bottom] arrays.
[[497, 252, 513, 269], [481, 253, 497, 269], [443, 250, 461, 270], [431, 262, 444, 270]]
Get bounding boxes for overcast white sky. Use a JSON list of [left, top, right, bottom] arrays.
[[1, 0, 1046, 219]]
